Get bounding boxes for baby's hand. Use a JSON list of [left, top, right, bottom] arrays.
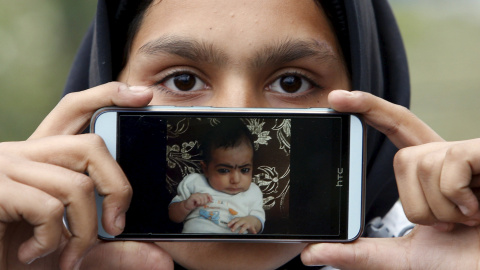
[[228, 216, 261, 234], [395, 139, 480, 230], [184, 193, 213, 211]]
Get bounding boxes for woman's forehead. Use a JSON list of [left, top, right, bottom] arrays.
[[131, 0, 341, 60]]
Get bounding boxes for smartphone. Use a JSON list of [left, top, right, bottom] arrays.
[[91, 106, 365, 243]]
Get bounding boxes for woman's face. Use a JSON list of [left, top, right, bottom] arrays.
[[118, 0, 350, 108]]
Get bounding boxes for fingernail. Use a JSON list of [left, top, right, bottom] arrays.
[[128, 85, 149, 92], [459, 205, 472, 216], [26, 256, 40, 265], [335, 89, 354, 96], [115, 213, 125, 231], [26, 250, 53, 265], [73, 257, 84, 270], [118, 84, 148, 93]]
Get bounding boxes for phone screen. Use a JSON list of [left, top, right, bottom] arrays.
[[112, 111, 352, 240]]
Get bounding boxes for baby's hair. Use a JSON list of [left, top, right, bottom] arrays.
[[200, 118, 255, 164]]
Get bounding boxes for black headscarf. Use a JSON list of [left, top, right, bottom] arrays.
[[63, 0, 409, 228]]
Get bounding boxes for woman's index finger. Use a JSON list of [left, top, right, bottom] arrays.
[[4, 135, 132, 235], [328, 90, 444, 148], [30, 82, 152, 139]]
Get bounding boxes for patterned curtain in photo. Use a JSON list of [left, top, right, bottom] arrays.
[[165, 117, 291, 234]]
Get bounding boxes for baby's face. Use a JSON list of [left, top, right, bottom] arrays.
[[202, 142, 253, 195], [119, 0, 350, 108]]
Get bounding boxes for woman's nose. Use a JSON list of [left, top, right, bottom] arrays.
[[209, 79, 270, 108]]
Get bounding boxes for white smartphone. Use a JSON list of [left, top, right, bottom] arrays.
[[91, 106, 366, 243]]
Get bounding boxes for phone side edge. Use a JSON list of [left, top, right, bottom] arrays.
[[347, 114, 366, 241], [92, 111, 118, 239]]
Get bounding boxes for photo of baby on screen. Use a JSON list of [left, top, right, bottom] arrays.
[[165, 117, 292, 234], [118, 113, 344, 237], [168, 119, 264, 234]]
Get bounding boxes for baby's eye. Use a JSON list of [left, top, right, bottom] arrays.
[[268, 74, 313, 94], [217, 168, 230, 174], [161, 72, 207, 92], [241, 168, 251, 174]]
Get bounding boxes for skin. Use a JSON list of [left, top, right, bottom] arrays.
[[119, 0, 346, 267], [1, 0, 480, 269], [300, 91, 480, 269], [202, 143, 254, 195], [169, 142, 261, 234], [204, 144, 261, 234], [0, 83, 173, 270], [118, 0, 351, 107], [394, 139, 480, 229]]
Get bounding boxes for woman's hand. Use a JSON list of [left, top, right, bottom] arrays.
[[30, 83, 152, 139], [0, 134, 132, 269], [300, 90, 480, 269], [0, 82, 173, 269], [327, 90, 443, 148], [328, 90, 480, 229], [302, 224, 480, 270], [394, 139, 480, 230]]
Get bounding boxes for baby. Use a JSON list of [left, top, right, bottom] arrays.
[[168, 119, 265, 234]]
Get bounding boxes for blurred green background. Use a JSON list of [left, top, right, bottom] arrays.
[[0, 1, 96, 141], [0, 0, 479, 141], [393, 0, 480, 141]]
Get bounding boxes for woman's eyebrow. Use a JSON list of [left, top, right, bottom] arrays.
[[138, 35, 338, 67], [250, 39, 339, 68], [138, 35, 228, 65]]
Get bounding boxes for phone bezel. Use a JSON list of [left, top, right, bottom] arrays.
[[91, 106, 366, 243]]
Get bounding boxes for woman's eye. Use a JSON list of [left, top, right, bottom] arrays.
[[162, 73, 207, 92], [268, 75, 313, 94]]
